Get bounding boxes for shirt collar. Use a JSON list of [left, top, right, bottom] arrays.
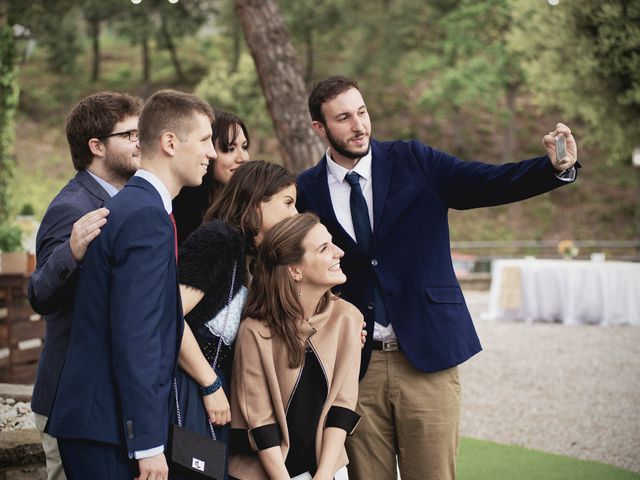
[[326, 147, 372, 184], [86, 171, 120, 198], [134, 169, 172, 214]]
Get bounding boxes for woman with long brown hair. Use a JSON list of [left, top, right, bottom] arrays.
[[229, 213, 363, 480]]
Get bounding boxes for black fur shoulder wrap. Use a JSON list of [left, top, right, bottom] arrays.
[[178, 219, 248, 333]]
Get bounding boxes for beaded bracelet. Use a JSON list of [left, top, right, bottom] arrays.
[[199, 377, 222, 396]]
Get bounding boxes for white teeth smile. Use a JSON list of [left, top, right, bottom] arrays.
[[328, 263, 341, 272]]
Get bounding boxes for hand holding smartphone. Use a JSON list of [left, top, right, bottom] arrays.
[[555, 135, 567, 165]]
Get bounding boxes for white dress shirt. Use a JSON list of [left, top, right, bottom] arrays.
[[325, 149, 397, 341]]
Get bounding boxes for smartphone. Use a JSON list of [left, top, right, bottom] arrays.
[[556, 135, 567, 165]]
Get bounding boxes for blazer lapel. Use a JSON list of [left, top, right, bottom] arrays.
[[310, 156, 360, 253], [75, 170, 112, 204], [371, 140, 393, 243]]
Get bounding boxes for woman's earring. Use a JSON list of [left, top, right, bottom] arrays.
[[298, 278, 303, 296]]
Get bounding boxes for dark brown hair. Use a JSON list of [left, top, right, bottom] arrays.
[[244, 213, 331, 368], [203, 160, 295, 240], [66, 91, 143, 171], [138, 89, 214, 154], [208, 110, 251, 204], [308, 75, 360, 124]]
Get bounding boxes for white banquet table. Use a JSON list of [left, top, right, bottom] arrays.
[[485, 259, 640, 326]]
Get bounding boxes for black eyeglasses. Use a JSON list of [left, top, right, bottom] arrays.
[[100, 129, 139, 142]]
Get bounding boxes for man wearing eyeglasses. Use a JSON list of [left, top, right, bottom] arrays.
[[28, 91, 142, 480]]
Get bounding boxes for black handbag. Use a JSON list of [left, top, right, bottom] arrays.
[[168, 423, 226, 479], [168, 261, 237, 480]]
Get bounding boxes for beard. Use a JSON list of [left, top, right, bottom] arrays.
[[104, 150, 138, 183], [325, 125, 370, 161]]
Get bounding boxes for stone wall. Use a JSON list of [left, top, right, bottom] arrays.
[[0, 383, 45, 479]]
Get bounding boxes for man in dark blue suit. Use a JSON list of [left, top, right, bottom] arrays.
[[48, 90, 216, 480], [296, 76, 579, 480], [29, 91, 142, 480]]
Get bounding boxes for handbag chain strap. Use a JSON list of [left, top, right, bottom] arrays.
[[173, 260, 238, 441]]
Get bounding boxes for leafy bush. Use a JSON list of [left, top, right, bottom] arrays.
[[19, 203, 35, 216], [0, 223, 23, 252]]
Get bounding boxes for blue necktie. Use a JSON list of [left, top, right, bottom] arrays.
[[345, 172, 390, 327], [345, 172, 372, 252]]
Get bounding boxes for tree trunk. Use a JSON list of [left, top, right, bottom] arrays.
[[230, 20, 241, 74], [304, 27, 314, 84], [90, 17, 100, 82], [503, 83, 517, 163], [142, 31, 151, 85], [159, 12, 185, 82], [234, 0, 324, 173], [0, 0, 6, 25]]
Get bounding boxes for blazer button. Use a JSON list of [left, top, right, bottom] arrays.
[[367, 302, 375, 310], [126, 420, 133, 427], [371, 259, 378, 266]]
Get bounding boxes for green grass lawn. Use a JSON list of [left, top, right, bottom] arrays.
[[458, 438, 639, 480]]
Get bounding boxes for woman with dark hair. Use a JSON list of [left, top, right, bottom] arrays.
[[172, 161, 297, 475], [172, 110, 250, 244], [229, 213, 363, 480]]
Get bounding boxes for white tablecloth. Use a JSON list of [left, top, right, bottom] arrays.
[[485, 259, 640, 326]]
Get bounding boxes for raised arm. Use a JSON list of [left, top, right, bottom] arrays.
[[416, 124, 579, 211]]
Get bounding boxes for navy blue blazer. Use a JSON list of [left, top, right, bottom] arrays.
[[297, 139, 578, 376], [29, 170, 111, 417], [48, 176, 183, 453]]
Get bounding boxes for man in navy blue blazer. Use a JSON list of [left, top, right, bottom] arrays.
[[296, 76, 579, 480], [29, 91, 142, 480], [48, 90, 216, 480]]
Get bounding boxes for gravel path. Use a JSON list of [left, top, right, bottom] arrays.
[[460, 290, 640, 473]]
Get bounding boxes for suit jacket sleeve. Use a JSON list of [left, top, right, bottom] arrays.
[[28, 202, 83, 314], [410, 141, 578, 210], [109, 206, 174, 452]]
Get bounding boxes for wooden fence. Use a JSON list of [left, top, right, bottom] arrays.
[[0, 274, 43, 384]]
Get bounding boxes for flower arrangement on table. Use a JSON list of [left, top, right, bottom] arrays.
[[557, 239, 579, 260]]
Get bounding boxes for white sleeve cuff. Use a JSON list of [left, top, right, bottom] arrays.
[[130, 445, 164, 460], [555, 166, 576, 182]]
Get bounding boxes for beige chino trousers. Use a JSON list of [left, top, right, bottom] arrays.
[[346, 350, 461, 480], [34, 413, 67, 480]]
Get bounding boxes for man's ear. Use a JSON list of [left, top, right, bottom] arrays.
[[160, 131, 177, 156], [311, 120, 326, 138], [87, 138, 105, 158], [287, 264, 302, 282]]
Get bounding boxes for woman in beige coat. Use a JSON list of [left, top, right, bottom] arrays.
[[229, 213, 363, 480]]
